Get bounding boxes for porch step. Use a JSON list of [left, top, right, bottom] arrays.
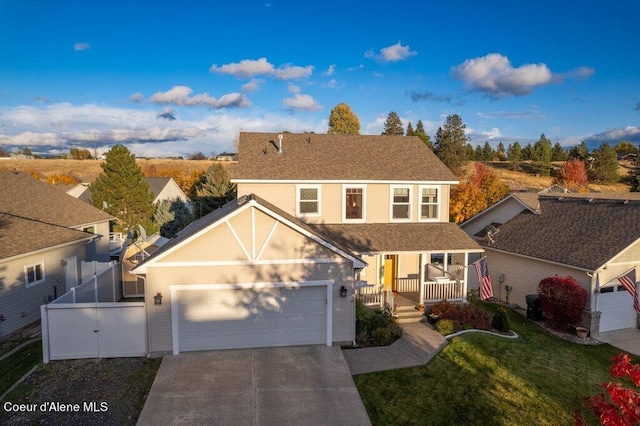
[[395, 308, 426, 324]]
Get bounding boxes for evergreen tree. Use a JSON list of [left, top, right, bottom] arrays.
[[630, 151, 640, 192], [153, 198, 194, 238], [328, 103, 360, 135], [497, 142, 506, 161], [415, 120, 432, 148], [507, 141, 523, 170], [465, 143, 476, 160], [90, 145, 155, 233], [434, 114, 469, 174], [568, 141, 589, 161], [482, 141, 495, 161], [532, 133, 553, 176], [191, 163, 236, 217], [589, 142, 619, 183], [551, 142, 567, 161], [521, 143, 534, 161], [406, 122, 415, 136], [382, 111, 404, 135], [474, 145, 484, 161]]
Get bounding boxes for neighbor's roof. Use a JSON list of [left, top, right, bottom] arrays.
[[131, 194, 366, 273], [0, 213, 92, 260], [231, 132, 459, 182], [484, 193, 640, 270], [145, 177, 173, 198], [0, 170, 114, 228], [308, 222, 483, 253]]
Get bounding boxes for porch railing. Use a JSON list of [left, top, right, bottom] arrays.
[[422, 279, 465, 303], [356, 283, 384, 307], [396, 277, 420, 293]]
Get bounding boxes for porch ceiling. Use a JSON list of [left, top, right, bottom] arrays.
[[308, 222, 482, 253]]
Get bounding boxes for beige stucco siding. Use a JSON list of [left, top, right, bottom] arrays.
[[0, 242, 85, 337], [485, 249, 592, 309], [145, 262, 355, 353], [237, 182, 451, 224]]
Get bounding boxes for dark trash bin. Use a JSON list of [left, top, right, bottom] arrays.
[[526, 294, 544, 321]]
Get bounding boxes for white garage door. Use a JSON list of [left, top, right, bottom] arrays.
[[599, 285, 638, 332], [175, 285, 328, 352]]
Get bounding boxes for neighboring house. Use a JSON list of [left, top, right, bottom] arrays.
[[9, 153, 34, 160], [0, 171, 114, 337], [131, 132, 481, 355], [215, 152, 238, 161], [461, 191, 640, 335], [121, 233, 169, 298]]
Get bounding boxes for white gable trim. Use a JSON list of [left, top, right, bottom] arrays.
[[233, 179, 459, 185]]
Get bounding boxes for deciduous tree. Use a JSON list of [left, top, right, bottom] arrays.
[[449, 183, 487, 224], [434, 114, 469, 175], [90, 145, 156, 234], [328, 103, 360, 135], [382, 111, 404, 135], [556, 159, 588, 191]]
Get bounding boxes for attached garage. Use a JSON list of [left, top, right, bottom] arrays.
[[171, 282, 332, 354], [598, 285, 638, 332]]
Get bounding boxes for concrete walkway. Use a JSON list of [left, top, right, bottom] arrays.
[[598, 328, 640, 356], [342, 321, 448, 375]]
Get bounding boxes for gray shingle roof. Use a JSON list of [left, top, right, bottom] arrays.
[[308, 222, 483, 253], [145, 177, 172, 198], [484, 193, 640, 270], [232, 132, 459, 182]]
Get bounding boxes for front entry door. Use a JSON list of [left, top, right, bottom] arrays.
[[383, 255, 398, 291]]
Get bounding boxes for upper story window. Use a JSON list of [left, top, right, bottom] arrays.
[[25, 262, 45, 288], [420, 186, 439, 221], [343, 185, 366, 222], [391, 186, 411, 221], [296, 185, 321, 216]]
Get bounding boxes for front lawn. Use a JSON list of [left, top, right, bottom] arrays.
[[354, 305, 632, 425]]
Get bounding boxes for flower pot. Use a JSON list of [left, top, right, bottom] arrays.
[[575, 327, 588, 338]]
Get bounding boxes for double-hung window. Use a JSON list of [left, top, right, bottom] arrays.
[[419, 186, 439, 221], [391, 186, 411, 221], [25, 262, 45, 288], [296, 185, 321, 217]]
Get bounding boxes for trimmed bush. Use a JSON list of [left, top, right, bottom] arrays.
[[435, 319, 457, 336], [355, 298, 402, 347], [492, 307, 511, 332], [538, 276, 588, 331], [431, 300, 492, 332]]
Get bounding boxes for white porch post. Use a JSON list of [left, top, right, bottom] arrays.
[[419, 252, 426, 304], [462, 252, 469, 302]]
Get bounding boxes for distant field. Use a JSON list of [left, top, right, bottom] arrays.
[[0, 158, 232, 183]]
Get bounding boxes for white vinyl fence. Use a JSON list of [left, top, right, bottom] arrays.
[[41, 262, 147, 363]]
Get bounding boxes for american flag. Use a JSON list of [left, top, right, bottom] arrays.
[[617, 269, 640, 313], [474, 257, 493, 300]]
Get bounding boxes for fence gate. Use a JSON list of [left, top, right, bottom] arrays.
[[42, 302, 146, 362]]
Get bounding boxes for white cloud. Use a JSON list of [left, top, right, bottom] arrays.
[[452, 53, 552, 98], [128, 93, 145, 103], [283, 94, 322, 112], [149, 86, 251, 108], [73, 42, 90, 51], [241, 79, 263, 93], [287, 84, 300, 94], [210, 57, 313, 80], [585, 126, 640, 145], [323, 64, 336, 76], [365, 42, 417, 63]]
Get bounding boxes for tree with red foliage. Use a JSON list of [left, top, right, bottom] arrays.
[[538, 276, 589, 331], [557, 159, 589, 192], [576, 353, 640, 425]]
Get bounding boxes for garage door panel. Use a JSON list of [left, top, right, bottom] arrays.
[[177, 285, 327, 352], [599, 289, 638, 332]]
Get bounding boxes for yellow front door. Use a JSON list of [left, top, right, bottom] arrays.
[[383, 255, 398, 291]]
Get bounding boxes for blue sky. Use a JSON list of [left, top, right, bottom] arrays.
[[1, 0, 639, 157]]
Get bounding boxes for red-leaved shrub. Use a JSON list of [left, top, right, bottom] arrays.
[[431, 300, 492, 331], [537, 276, 588, 331], [576, 353, 640, 425]]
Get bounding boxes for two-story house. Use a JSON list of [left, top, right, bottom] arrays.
[[0, 170, 114, 337], [131, 132, 481, 355]]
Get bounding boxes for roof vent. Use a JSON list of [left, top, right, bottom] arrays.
[[277, 133, 283, 154]]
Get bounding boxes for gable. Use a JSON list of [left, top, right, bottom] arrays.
[[157, 205, 342, 265]]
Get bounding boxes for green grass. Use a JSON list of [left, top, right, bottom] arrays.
[[0, 340, 42, 395], [354, 305, 632, 425]]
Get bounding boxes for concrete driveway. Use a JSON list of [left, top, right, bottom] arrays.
[[137, 345, 370, 425], [598, 328, 640, 356]]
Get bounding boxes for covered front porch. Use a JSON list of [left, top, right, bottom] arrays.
[[357, 251, 477, 308]]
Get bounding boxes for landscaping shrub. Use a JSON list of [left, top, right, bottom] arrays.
[[492, 306, 511, 332], [435, 319, 457, 336], [431, 300, 492, 331], [355, 298, 402, 347], [538, 276, 588, 331], [432, 300, 459, 319]]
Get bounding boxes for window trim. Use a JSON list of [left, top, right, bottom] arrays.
[[418, 185, 440, 222], [295, 184, 322, 217], [389, 185, 412, 222], [342, 184, 367, 223], [25, 262, 46, 288]]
